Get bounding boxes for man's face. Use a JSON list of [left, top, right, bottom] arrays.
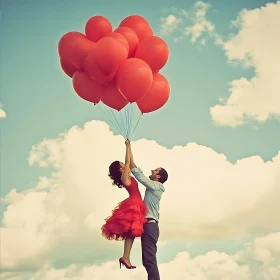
[[149, 167, 161, 181]]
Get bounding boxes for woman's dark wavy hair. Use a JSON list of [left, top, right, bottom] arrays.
[[108, 161, 123, 188]]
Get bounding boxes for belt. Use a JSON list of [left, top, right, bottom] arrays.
[[146, 218, 158, 223]]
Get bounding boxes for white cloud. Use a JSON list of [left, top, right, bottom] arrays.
[[184, 1, 215, 43], [236, 231, 280, 280], [210, 1, 280, 126], [160, 15, 183, 35], [1, 121, 280, 273], [1, 230, 280, 279], [160, 8, 187, 41], [0, 104, 7, 118], [160, 1, 218, 44]]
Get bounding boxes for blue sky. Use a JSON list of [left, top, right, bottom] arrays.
[[1, 0, 280, 279]]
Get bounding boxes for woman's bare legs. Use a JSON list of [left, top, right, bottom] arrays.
[[122, 236, 135, 266]]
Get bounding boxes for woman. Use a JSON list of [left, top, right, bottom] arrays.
[[101, 140, 147, 269]]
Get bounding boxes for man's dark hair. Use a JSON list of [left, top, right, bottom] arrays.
[[158, 168, 168, 183]]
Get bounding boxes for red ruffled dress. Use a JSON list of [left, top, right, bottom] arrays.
[[101, 177, 148, 241]]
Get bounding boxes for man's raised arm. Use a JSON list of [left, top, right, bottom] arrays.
[[131, 167, 162, 191]]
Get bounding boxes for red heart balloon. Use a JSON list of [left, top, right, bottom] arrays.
[[104, 32, 129, 54]]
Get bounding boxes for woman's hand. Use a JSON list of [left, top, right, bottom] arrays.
[[125, 139, 131, 147]]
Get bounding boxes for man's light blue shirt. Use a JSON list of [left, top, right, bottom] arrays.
[[131, 167, 165, 222]]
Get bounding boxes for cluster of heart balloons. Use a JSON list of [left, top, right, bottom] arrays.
[[58, 15, 170, 114]]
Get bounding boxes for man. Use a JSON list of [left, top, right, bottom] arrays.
[[126, 139, 168, 280]]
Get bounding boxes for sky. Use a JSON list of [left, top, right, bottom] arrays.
[[1, 0, 280, 279]]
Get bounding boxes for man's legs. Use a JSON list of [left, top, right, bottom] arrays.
[[141, 223, 160, 280]]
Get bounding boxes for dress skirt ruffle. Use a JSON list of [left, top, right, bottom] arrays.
[[101, 197, 148, 241]]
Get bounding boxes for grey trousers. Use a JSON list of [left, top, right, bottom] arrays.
[[141, 222, 160, 280]]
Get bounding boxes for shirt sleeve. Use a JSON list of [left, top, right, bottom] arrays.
[[131, 167, 162, 191]]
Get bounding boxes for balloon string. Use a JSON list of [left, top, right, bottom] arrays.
[[129, 112, 142, 139], [109, 107, 126, 137], [119, 109, 126, 137], [130, 103, 136, 137], [124, 104, 128, 138], [127, 103, 131, 138], [97, 104, 121, 135], [126, 104, 130, 139], [130, 103, 134, 136], [97, 102, 142, 139], [125, 106, 129, 139]]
